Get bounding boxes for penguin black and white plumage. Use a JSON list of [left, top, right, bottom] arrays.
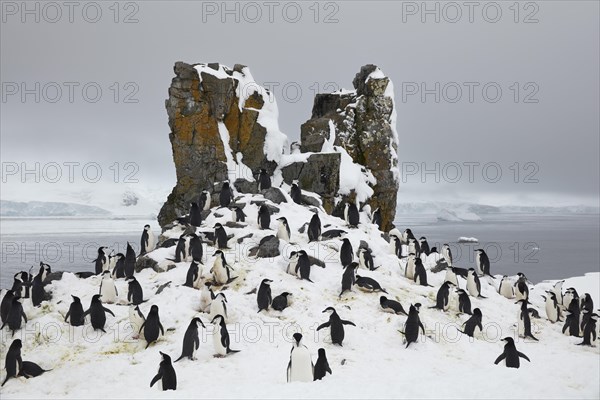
[[276, 217, 291, 242], [111, 253, 125, 279], [129, 305, 145, 337], [460, 308, 483, 338], [405, 254, 416, 280], [94, 246, 110, 275], [2, 339, 22, 387], [516, 299, 539, 341], [307, 213, 321, 242], [209, 292, 228, 322], [380, 296, 408, 316], [444, 267, 460, 287], [1, 290, 14, 324], [317, 307, 356, 346], [340, 238, 354, 267], [125, 276, 143, 305], [99, 271, 118, 304], [258, 168, 271, 191], [456, 289, 472, 315], [199, 190, 211, 211], [562, 288, 578, 312], [313, 348, 332, 381], [12, 271, 31, 298], [199, 282, 215, 313], [290, 181, 302, 204], [64, 295, 85, 326], [494, 337, 530, 368], [140, 305, 165, 349], [175, 317, 205, 362], [344, 202, 360, 228], [355, 275, 387, 293], [214, 223, 229, 249], [189, 202, 202, 227], [401, 303, 425, 348], [1, 296, 27, 336], [286, 251, 299, 276], [371, 208, 382, 230], [430, 281, 454, 311], [150, 352, 177, 391], [210, 250, 235, 285], [577, 312, 598, 346], [475, 249, 493, 277], [418, 237, 430, 256], [514, 273, 530, 301], [295, 250, 313, 283], [339, 262, 358, 297], [498, 275, 514, 299], [357, 247, 376, 271], [551, 280, 564, 307], [441, 244, 453, 267], [141, 225, 157, 255], [405, 229, 420, 254], [287, 333, 313, 382], [562, 297, 581, 337], [211, 314, 239, 356], [580, 293, 594, 312], [189, 234, 203, 262], [413, 258, 431, 287], [184, 260, 201, 289], [257, 279, 273, 312], [124, 242, 136, 278], [171, 235, 190, 263], [36, 262, 51, 283], [272, 292, 292, 311], [31, 273, 46, 307], [19, 361, 49, 379], [231, 206, 247, 223], [257, 204, 271, 230], [389, 231, 403, 259], [219, 181, 234, 207], [542, 291, 562, 323], [83, 294, 114, 333], [466, 268, 486, 298]]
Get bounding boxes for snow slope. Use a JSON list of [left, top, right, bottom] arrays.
[[1, 192, 598, 399]]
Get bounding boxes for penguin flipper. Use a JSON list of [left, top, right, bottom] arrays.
[[104, 307, 116, 317], [518, 352, 531, 362], [317, 322, 330, 331], [150, 372, 162, 387], [286, 360, 291, 382], [64, 310, 70, 323], [174, 355, 184, 363], [494, 353, 506, 365], [342, 320, 356, 327]]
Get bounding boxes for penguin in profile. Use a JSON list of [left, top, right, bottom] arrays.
[[355, 275, 388, 293], [563, 288, 579, 311], [209, 292, 228, 322], [466, 268, 486, 298], [219, 180, 234, 207], [214, 223, 229, 249], [111, 253, 125, 279], [580, 293, 594, 312], [210, 250, 235, 285], [380, 296, 408, 316], [371, 208, 382, 229], [344, 201, 360, 228], [542, 291, 561, 323], [405, 254, 416, 280], [129, 305, 145, 338], [444, 267, 460, 287], [307, 212, 321, 242], [339, 262, 358, 297], [562, 298, 581, 337], [551, 280, 564, 306], [498, 275, 514, 299], [184, 260, 202, 289], [175, 317, 205, 362], [418, 237, 430, 256], [140, 305, 165, 349], [400, 303, 425, 348], [295, 250, 313, 283], [390, 234, 403, 259], [199, 282, 215, 312], [287, 333, 313, 382], [1, 296, 27, 336], [189, 234, 203, 262], [441, 244, 453, 266], [94, 246, 110, 275], [31, 273, 46, 307], [317, 307, 356, 346], [257, 204, 271, 230], [211, 314, 239, 356], [64, 295, 85, 326], [430, 281, 454, 311], [339, 238, 354, 267], [276, 217, 291, 242], [199, 190, 211, 211], [170, 235, 190, 263], [12, 271, 31, 298], [272, 292, 292, 311], [126, 276, 144, 305], [83, 294, 115, 333], [494, 337, 530, 368], [1, 290, 15, 324], [514, 273, 530, 301], [290, 181, 302, 204], [99, 271, 118, 304], [19, 361, 50, 379], [313, 348, 332, 381], [150, 352, 177, 391], [124, 242, 136, 278], [257, 279, 273, 312], [189, 202, 202, 227], [413, 258, 431, 287], [140, 224, 156, 255], [475, 249, 493, 277], [517, 299, 539, 341], [36, 262, 51, 282], [407, 238, 420, 259], [460, 308, 483, 338], [286, 251, 299, 276], [357, 247, 376, 271], [231, 206, 246, 223], [2, 339, 22, 387], [258, 168, 271, 191], [577, 311, 598, 346], [456, 289, 472, 315]]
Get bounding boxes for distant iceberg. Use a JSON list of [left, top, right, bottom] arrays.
[[0, 200, 111, 217]]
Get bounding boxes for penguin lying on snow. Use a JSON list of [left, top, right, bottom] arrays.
[[355, 275, 388, 293], [380, 296, 408, 316]]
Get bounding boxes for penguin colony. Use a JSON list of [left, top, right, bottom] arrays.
[[1, 174, 598, 392]]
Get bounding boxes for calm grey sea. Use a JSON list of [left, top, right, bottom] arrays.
[[0, 214, 598, 288]]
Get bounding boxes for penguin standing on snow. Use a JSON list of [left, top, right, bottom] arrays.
[[295, 250, 313, 283], [494, 337, 530, 368], [456, 289, 472, 314], [257, 204, 271, 230], [413, 258, 431, 287], [317, 307, 356, 346], [214, 223, 229, 249], [199, 190, 211, 211], [290, 181, 302, 204], [514, 273, 530, 301], [313, 348, 332, 381], [441, 244, 453, 266], [344, 202, 360, 228], [30, 273, 46, 307], [444, 267, 460, 287], [401, 303, 425, 348], [83, 294, 114, 332], [339, 262, 358, 297], [517, 299, 539, 341], [1, 290, 14, 324], [418, 237, 430, 256], [175, 317, 205, 362], [99, 271, 118, 304], [94, 246, 110, 275], [276, 217, 291, 242], [231, 206, 246, 223], [340, 238, 354, 267], [286, 251, 299, 276], [460, 308, 483, 338], [466, 268, 486, 298], [357, 247, 376, 271], [287, 333, 313, 382], [150, 352, 177, 391], [189, 202, 202, 227], [258, 168, 271, 191], [140, 305, 165, 349], [124, 242, 136, 278], [551, 280, 564, 306], [2, 339, 22, 387], [219, 181, 234, 207], [577, 312, 598, 346], [1, 296, 27, 336], [405, 254, 416, 280], [184, 260, 202, 289], [430, 281, 454, 311], [129, 305, 145, 338], [371, 208, 382, 229], [64, 295, 85, 326], [111, 253, 125, 279], [542, 291, 561, 323], [475, 249, 493, 277], [211, 314, 239, 356], [199, 282, 215, 313], [189, 234, 203, 262], [257, 279, 273, 312], [209, 292, 228, 322], [140, 225, 156, 255], [308, 212, 321, 242], [498, 275, 514, 299], [562, 297, 581, 337], [126, 276, 144, 305], [210, 250, 235, 285]]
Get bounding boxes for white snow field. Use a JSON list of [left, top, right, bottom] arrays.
[[1, 191, 598, 399]]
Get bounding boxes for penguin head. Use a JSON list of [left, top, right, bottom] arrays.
[[91, 294, 102, 303], [350, 262, 359, 270], [456, 289, 466, 295], [467, 268, 475, 275], [501, 337, 515, 345], [71, 295, 81, 303], [277, 217, 288, 224], [10, 339, 22, 350], [379, 296, 388, 305], [289, 251, 297, 258], [216, 293, 228, 303], [473, 308, 482, 317], [260, 278, 273, 286], [318, 348, 326, 358], [211, 314, 224, 325], [322, 307, 336, 314], [191, 317, 206, 328], [292, 332, 303, 345], [212, 250, 223, 257], [98, 246, 108, 254], [430, 247, 438, 253], [213, 223, 223, 229], [144, 224, 151, 230], [280, 292, 292, 298], [159, 352, 172, 363], [149, 305, 159, 314]]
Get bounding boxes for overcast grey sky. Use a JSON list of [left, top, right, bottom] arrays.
[[1, 1, 599, 207]]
